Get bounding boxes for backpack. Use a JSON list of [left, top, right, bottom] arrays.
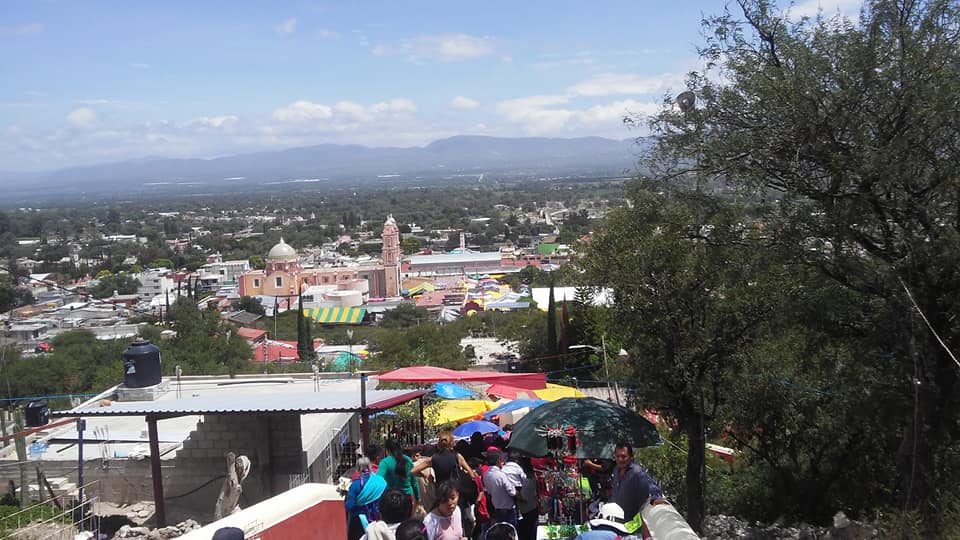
[[473, 475, 491, 523]]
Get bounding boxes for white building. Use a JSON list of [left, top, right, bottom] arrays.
[[135, 269, 177, 301]]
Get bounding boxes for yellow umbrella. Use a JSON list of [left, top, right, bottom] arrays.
[[534, 383, 586, 401], [427, 400, 497, 426]]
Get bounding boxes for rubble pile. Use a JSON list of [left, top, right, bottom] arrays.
[[703, 512, 878, 539], [111, 519, 201, 539]]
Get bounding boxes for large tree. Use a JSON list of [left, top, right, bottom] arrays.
[[583, 184, 779, 531], [646, 0, 960, 521]]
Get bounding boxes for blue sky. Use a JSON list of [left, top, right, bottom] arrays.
[[0, 0, 861, 171]]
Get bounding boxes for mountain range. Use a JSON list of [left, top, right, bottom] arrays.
[[0, 135, 643, 203]]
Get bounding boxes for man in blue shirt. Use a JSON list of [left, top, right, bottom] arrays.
[[611, 442, 661, 524]]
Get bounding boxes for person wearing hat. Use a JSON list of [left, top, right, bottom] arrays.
[[587, 476, 614, 519], [576, 502, 651, 540]]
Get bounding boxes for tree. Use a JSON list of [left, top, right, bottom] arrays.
[[583, 184, 778, 532], [546, 280, 558, 361], [89, 274, 141, 299], [380, 303, 431, 329], [296, 293, 315, 362], [232, 296, 266, 316], [248, 255, 265, 270], [400, 236, 422, 254], [644, 0, 960, 523]]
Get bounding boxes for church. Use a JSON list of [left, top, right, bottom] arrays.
[[237, 216, 402, 301]]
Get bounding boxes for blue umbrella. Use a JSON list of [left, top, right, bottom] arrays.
[[483, 399, 549, 420], [453, 420, 500, 438], [434, 382, 477, 400]]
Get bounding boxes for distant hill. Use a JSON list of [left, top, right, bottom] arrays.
[[0, 135, 645, 204]]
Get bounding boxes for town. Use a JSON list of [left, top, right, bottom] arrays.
[[1, 0, 958, 538]]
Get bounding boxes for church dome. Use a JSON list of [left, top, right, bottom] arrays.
[[267, 238, 298, 260]]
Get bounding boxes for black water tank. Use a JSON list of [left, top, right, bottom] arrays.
[[25, 401, 49, 427], [123, 339, 162, 388]]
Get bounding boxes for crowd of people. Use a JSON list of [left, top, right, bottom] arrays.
[[343, 433, 663, 540]]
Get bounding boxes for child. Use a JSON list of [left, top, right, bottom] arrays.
[[422, 481, 465, 540]]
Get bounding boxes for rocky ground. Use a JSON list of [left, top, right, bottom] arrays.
[[107, 519, 201, 539], [703, 512, 878, 539]]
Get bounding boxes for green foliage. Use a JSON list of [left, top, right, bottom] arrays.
[[89, 273, 140, 299], [231, 296, 265, 316], [248, 255, 265, 270], [379, 303, 432, 329], [0, 503, 69, 536], [0, 276, 33, 313], [583, 183, 782, 530], [637, 0, 960, 528], [149, 258, 174, 269], [400, 236, 422, 254]]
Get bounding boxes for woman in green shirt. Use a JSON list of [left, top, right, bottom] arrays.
[[377, 438, 420, 510]]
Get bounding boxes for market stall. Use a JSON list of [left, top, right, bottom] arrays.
[[508, 397, 663, 527]]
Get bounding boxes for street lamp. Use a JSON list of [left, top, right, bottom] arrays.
[[568, 336, 623, 405]]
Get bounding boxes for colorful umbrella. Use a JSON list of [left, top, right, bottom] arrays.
[[453, 420, 501, 438], [507, 397, 662, 458]]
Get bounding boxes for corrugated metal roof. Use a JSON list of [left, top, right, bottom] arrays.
[[52, 389, 427, 418], [408, 252, 502, 265]]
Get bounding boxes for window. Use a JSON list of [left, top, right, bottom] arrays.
[[275, 276, 283, 288], [253, 278, 261, 288]]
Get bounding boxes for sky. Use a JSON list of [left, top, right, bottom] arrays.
[[0, 0, 862, 172]]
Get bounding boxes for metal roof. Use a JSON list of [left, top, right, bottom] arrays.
[[52, 389, 428, 418], [408, 252, 503, 265]]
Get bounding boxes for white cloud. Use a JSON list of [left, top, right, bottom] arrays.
[[790, 0, 862, 18], [580, 100, 660, 125], [131, 63, 150, 69], [272, 100, 333, 122], [276, 18, 297, 34], [450, 96, 480, 110], [0, 23, 43, 36], [272, 98, 416, 127], [568, 72, 686, 97], [496, 95, 574, 135], [184, 115, 239, 129], [496, 94, 660, 134], [370, 98, 417, 115], [373, 34, 495, 63], [66, 107, 97, 129]]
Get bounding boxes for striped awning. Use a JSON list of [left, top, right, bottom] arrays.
[[303, 307, 366, 324]]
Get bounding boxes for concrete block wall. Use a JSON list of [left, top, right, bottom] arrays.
[[162, 413, 309, 522]]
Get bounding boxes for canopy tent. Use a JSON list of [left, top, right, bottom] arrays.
[[427, 399, 497, 426], [433, 382, 477, 400], [483, 399, 549, 420], [486, 383, 539, 400], [303, 307, 366, 324], [379, 366, 546, 390], [534, 383, 586, 401], [486, 382, 586, 401]]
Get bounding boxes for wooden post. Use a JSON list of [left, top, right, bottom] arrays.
[[14, 410, 28, 508], [1, 410, 8, 448], [418, 396, 425, 444], [147, 416, 166, 527], [360, 374, 369, 456]]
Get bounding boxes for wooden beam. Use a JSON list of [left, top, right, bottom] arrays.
[[147, 416, 166, 528]]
